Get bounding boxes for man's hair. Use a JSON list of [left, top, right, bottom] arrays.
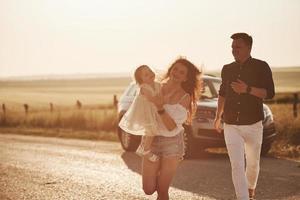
[[231, 33, 253, 48]]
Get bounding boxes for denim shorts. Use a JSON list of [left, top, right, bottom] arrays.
[[150, 131, 185, 160]]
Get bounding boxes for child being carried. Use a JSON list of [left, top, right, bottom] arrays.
[[119, 65, 161, 162]]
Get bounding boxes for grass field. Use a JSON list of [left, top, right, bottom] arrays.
[[268, 67, 300, 93], [0, 77, 132, 109], [207, 66, 300, 93], [1, 67, 299, 109]]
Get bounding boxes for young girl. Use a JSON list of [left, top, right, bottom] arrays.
[[119, 65, 161, 162]]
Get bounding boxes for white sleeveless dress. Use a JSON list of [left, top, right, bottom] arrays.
[[119, 82, 161, 136]]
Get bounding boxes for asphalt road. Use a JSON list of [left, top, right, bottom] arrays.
[[0, 134, 299, 200]]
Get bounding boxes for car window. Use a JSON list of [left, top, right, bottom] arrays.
[[200, 78, 221, 99], [211, 79, 221, 97], [201, 81, 214, 99]]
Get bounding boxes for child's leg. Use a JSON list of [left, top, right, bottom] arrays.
[[143, 136, 159, 162], [137, 136, 154, 154], [136, 136, 149, 156]]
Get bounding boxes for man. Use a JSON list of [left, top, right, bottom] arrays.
[[214, 33, 275, 200]]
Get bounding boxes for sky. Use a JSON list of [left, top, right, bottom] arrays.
[[0, 0, 300, 77]]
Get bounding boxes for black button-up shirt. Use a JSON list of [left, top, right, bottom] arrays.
[[219, 57, 275, 125]]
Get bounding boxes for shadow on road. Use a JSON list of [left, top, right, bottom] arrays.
[[121, 151, 300, 200]]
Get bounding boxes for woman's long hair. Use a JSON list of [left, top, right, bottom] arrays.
[[163, 58, 202, 124]]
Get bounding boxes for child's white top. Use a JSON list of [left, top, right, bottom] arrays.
[[118, 82, 161, 136]]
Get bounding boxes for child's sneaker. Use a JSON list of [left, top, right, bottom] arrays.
[[146, 152, 159, 162], [136, 145, 159, 162], [136, 145, 145, 157]]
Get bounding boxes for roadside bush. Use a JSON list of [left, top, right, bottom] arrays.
[[269, 104, 300, 145]]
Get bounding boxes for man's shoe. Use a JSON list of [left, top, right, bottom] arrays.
[[249, 189, 255, 200]]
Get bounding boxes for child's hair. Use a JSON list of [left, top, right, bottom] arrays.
[[134, 65, 149, 85]]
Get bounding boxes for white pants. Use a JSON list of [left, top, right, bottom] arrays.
[[224, 121, 263, 200]]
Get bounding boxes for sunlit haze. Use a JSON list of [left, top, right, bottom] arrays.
[[1, 0, 300, 78]]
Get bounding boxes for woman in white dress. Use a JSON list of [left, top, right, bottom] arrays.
[[119, 65, 161, 162], [142, 58, 202, 200]]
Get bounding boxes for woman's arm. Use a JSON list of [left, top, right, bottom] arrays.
[[156, 103, 177, 131], [163, 94, 190, 130], [151, 93, 190, 131], [144, 91, 177, 131]]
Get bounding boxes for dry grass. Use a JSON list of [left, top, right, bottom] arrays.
[[0, 77, 131, 107], [0, 105, 117, 141], [0, 77, 127, 141], [270, 140, 300, 159], [0, 103, 299, 160], [269, 104, 300, 143], [268, 104, 300, 159], [0, 106, 119, 141]]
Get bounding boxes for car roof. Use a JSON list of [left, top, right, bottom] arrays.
[[128, 74, 221, 85], [202, 75, 221, 81]]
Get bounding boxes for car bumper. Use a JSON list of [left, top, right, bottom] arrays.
[[190, 122, 277, 149], [192, 128, 226, 148]]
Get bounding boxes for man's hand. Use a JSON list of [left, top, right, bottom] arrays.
[[214, 117, 222, 133], [231, 79, 247, 94]]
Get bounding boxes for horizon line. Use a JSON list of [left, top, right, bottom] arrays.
[[1, 65, 300, 81]]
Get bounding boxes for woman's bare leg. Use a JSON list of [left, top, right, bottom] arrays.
[[142, 157, 161, 195], [156, 156, 181, 200]]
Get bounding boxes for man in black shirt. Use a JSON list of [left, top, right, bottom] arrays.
[[214, 33, 274, 200]]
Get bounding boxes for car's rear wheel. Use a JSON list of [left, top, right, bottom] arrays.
[[183, 125, 205, 158], [117, 127, 141, 151], [261, 142, 272, 156], [117, 113, 141, 151]]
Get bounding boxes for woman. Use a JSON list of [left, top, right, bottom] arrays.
[[142, 58, 201, 200]]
